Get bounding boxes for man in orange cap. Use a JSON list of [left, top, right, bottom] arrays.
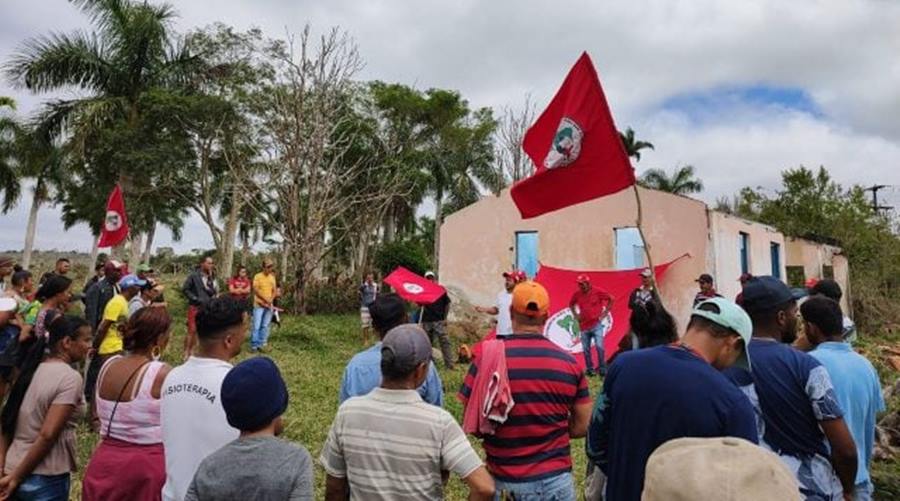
[[460, 281, 592, 499], [569, 274, 614, 376]]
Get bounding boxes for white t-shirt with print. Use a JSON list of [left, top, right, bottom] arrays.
[[161, 356, 239, 501]]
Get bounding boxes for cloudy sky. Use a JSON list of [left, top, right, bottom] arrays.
[[2, 0, 899, 253]]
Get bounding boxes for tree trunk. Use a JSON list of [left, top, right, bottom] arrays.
[[220, 189, 242, 278], [240, 234, 250, 266], [142, 224, 156, 263], [432, 189, 443, 273], [21, 192, 42, 270], [89, 235, 100, 267], [382, 213, 396, 244], [129, 233, 143, 268]]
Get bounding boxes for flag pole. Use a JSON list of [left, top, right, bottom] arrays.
[[632, 184, 659, 292]]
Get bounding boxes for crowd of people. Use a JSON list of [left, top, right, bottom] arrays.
[[0, 252, 887, 500]]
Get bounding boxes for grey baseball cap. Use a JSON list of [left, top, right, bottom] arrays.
[[382, 324, 432, 371]]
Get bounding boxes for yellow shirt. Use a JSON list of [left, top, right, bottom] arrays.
[[98, 294, 128, 355], [253, 272, 277, 306]]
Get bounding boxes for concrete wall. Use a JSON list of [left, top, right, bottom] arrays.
[[785, 237, 851, 314], [439, 187, 709, 330], [708, 212, 786, 301]]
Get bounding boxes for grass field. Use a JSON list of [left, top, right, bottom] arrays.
[[67, 279, 898, 500]]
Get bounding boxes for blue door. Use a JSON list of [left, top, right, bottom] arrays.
[[770, 242, 781, 279], [516, 232, 539, 278]]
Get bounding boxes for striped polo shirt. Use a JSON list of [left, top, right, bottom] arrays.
[[320, 388, 482, 500], [459, 334, 591, 482]]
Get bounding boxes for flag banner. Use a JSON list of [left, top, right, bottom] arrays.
[[473, 255, 687, 366], [384, 267, 447, 305], [97, 184, 129, 248], [511, 52, 635, 219]]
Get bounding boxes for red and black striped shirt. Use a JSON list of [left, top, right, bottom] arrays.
[[458, 334, 591, 482]]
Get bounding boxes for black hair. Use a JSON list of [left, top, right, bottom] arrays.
[[380, 346, 418, 381], [630, 301, 677, 348], [810, 279, 843, 302], [197, 296, 246, 341], [745, 299, 796, 329], [1, 314, 89, 438], [370, 294, 408, 336], [11, 270, 32, 287], [95, 262, 105, 271], [801, 295, 843, 337], [56, 258, 70, 265], [12, 265, 23, 273], [35, 275, 73, 302], [233, 265, 247, 279], [688, 302, 740, 339]]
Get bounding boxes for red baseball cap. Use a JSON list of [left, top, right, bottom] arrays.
[[503, 270, 527, 282], [576, 274, 591, 284]]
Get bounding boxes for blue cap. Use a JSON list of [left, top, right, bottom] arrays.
[[741, 276, 806, 313], [118, 274, 147, 290], [222, 357, 289, 431]]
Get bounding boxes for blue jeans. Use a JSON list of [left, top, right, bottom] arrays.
[[854, 480, 873, 501], [581, 323, 605, 374], [251, 306, 273, 349], [494, 472, 575, 501], [14, 473, 70, 501]]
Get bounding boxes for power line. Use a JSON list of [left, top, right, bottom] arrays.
[[864, 184, 893, 213]]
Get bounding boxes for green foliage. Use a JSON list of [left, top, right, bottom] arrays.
[[639, 165, 704, 195], [618, 127, 654, 162], [734, 166, 900, 331], [303, 278, 359, 315], [374, 240, 431, 277]]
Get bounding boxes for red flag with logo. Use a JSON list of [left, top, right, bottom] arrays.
[[384, 267, 447, 305], [511, 52, 635, 219], [473, 255, 687, 366], [97, 184, 129, 248]]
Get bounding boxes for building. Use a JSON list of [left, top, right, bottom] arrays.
[[439, 186, 850, 328]]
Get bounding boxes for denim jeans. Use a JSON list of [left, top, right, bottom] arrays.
[[581, 322, 605, 374], [14, 473, 70, 501], [854, 480, 873, 501], [251, 306, 274, 349], [495, 472, 575, 501]]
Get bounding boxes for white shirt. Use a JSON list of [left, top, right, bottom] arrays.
[[161, 356, 238, 501], [496, 290, 513, 336]]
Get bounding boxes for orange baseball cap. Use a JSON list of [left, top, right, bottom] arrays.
[[511, 281, 550, 317]]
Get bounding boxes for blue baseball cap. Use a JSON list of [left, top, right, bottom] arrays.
[[118, 274, 147, 290], [222, 357, 289, 431], [741, 276, 806, 313]]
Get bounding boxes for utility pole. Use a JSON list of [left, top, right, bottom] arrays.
[[864, 184, 893, 214]]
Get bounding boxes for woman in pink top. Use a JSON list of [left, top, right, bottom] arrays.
[[82, 307, 173, 501]]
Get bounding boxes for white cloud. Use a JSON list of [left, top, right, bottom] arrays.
[[0, 0, 898, 252]]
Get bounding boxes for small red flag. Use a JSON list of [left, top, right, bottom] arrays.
[[511, 52, 635, 219], [97, 184, 129, 248], [383, 267, 447, 305]]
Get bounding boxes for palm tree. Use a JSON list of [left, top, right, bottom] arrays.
[[0, 98, 20, 213], [15, 128, 67, 269], [618, 127, 654, 162], [4, 0, 199, 251], [640, 165, 704, 196]]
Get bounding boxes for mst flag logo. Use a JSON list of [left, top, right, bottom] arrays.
[[543, 117, 583, 169], [543, 307, 612, 353]]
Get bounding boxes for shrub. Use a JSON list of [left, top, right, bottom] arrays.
[[374, 240, 431, 277]]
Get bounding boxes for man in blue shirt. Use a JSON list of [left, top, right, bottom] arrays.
[[726, 276, 858, 501], [339, 293, 443, 406], [804, 295, 884, 501], [587, 298, 758, 501]]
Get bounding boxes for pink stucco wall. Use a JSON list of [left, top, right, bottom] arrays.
[[708, 212, 786, 301], [438, 186, 709, 331]]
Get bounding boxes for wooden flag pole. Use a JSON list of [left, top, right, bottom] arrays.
[[632, 184, 659, 292]]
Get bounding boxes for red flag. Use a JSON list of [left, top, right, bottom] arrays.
[[383, 267, 447, 305], [511, 52, 635, 219], [97, 184, 129, 248], [473, 255, 687, 366]]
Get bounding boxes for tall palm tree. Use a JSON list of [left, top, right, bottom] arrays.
[[618, 127, 654, 162], [15, 128, 67, 269], [640, 165, 704, 196]]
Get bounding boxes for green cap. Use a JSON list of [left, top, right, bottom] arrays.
[[691, 297, 753, 371], [137, 263, 153, 273]]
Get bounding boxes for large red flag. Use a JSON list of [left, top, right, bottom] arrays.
[[97, 184, 129, 248], [511, 52, 635, 219], [473, 255, 687, 366], [383, 267, 447, 305]]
